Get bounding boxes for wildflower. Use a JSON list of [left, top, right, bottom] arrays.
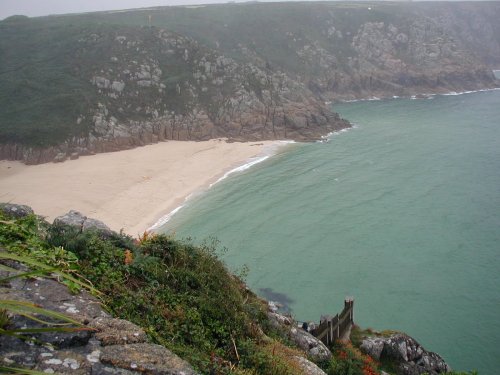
[[124, 249, 133, 265], [338, 350, 348, 360]]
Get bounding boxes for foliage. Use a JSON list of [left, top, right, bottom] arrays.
[[0, 366, 53, 375], [0, 212, 91, 293], [44, 223, 302, 374], [237, 339, 305, 375], [0, 210, 484, 374], [327, 340, 381, 375], [0, 215, 94, 371], [3, 2, 498, 148], [0, 212, 77, 273]]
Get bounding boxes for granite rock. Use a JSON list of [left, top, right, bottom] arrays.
[[0, 203, 34, 218], [53, 210, 113, 236], [360, 334, 451, 375], [0, 257, 199, 375], [267, 310, 332, 362]]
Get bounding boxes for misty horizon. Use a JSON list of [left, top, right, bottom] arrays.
[[0, 0, 491, 20]]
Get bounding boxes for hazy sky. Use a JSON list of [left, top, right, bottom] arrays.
[[0, 0, 491, 20], [0, 0, 220, 19]]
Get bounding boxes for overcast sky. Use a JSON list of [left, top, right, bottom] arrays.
[[0, 0, 222, 20], [0, 0, 491, 20]]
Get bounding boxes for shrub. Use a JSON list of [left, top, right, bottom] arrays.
[[327, 341, 380, 375]]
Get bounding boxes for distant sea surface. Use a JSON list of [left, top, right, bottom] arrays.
[[160, 89, 500, 374]]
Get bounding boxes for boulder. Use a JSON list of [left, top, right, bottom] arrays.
[[100, 343, 198, 375], [0, 203, 34, 218], [90, 317, 148, 346], [360, 334, 451, 375], [267, 310, 332, 362], [293, 356, 327, 375], [0, 258, 199, 375], [53, 210, 113, 236], [111, 81, 126, 92], [360, 337, 386, 360], [289, 326, 332, 362]]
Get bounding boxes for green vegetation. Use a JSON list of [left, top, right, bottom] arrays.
[[1, 2, 498, 149], [0, 210, 310, 374], [326, 340, 380, 375], [0, 210, 483, 374]]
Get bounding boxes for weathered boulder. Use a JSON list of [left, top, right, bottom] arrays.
[[0, 258, 199, 374], [90, 317, 148, 346], [360, 337, 386, 361], [100, 343, 197, 375], [293, 356, 328, 375], [53, 210, 113, 236], [289, 325, 332, 362], [267, 309, 332, 362], [360, 334, 451, 375], [0, 203, 34, 218]]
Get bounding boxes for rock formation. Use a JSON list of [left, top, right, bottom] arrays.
[[267, 302, 332, 363], [0, 261, 198, 374], [360, 334, 451, 375], [1, 2, 499, 164]]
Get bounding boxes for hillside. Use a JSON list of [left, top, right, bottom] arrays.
[[0, 2, 499, 163], [0, 203, 475, 375]]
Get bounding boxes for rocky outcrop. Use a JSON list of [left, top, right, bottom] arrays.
[[0, 260, 198, 374], [0, 25, 349, 165], [4, 2, 499, 164], [360, 334, 451, 375], [294, 356, 327, 375], [0, 203, 34, 218], [267, 304, 332, 362], [53, 210, 113, 236]]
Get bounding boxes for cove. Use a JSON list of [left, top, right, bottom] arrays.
[[161, 90, 500, 374]]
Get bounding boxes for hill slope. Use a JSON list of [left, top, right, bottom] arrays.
[[0, 2, 499, 163]]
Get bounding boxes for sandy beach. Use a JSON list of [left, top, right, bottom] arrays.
[[0, 140, 278, 236]]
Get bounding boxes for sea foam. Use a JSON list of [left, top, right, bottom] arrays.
[[148, 141, 292, 230]]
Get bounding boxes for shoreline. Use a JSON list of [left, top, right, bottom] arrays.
[[330, 86, 500, 104], [147, 141, 293, 232], [0, 139, 285, 237]]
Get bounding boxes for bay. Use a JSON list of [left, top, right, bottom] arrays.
[[160, 90, 500, 374]]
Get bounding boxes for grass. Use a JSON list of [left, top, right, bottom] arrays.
[[0, 209, 309, 374]]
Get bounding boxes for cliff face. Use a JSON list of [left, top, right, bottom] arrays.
[[0, 2, 499, 163], [294, 2, 500, 100]]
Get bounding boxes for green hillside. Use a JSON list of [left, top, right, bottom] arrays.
[[0, 2, 499, 162]]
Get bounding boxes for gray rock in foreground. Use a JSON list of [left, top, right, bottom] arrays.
[[361, 334, 451, 375], [267, 307, 332, 362], [53, 210, 113, 236], [101, 343, 197, 375], [0, 203, 34, 218], [0, 259, 199, 375], [294, 356, 328, 375]]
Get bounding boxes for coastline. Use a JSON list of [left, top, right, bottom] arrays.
[[0, 139, 282, 237], [147, 140, 294, 232], [331, 86, 500, 103]]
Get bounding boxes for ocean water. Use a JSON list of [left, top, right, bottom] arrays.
[[160, 90, 500, 374]]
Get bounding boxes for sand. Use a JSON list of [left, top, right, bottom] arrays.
[[0, 140, 279, 237]]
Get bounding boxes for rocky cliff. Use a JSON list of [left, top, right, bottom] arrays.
[[0, 203, 333, 374], [0, 203, 457, 374], [0, 2, 499, 164]]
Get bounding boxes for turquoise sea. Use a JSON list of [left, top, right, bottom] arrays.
[[160, 89, 500, 374]]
